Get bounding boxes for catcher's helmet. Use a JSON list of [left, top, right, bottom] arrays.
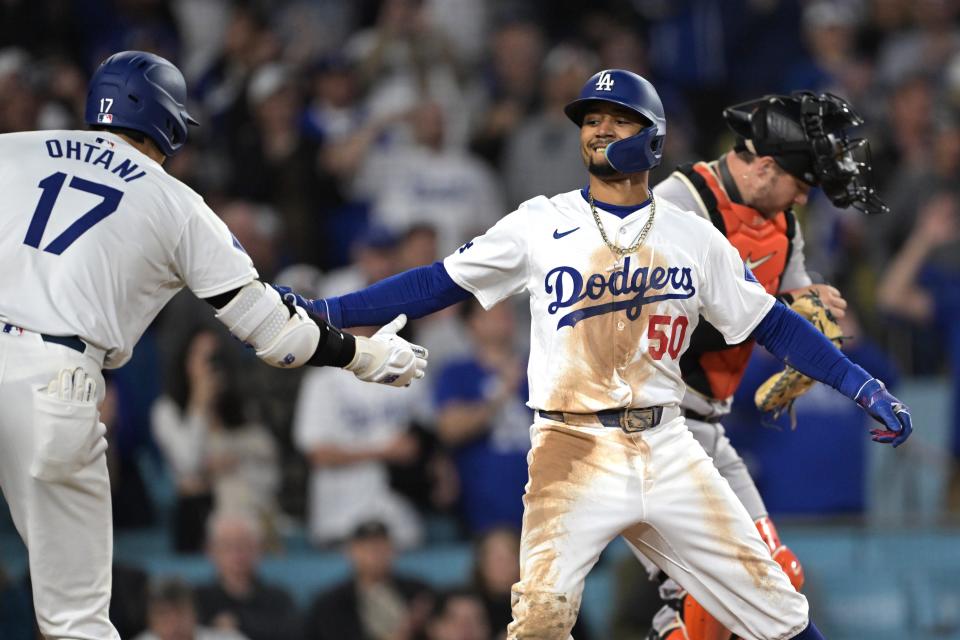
[[564, 69, 666, 173], [724, 92, 888, 214], [85, 51, 198, 157]]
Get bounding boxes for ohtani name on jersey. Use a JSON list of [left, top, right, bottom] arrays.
[[44, 138, 147, 182], [545, 256, 696, 329]]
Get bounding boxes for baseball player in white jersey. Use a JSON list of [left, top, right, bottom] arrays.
[[278, 69, 911, 640], [0, 51, 427, 640]]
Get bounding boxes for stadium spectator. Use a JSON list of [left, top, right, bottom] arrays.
[[346, 0, 467, 139], [469, 19, 545, 168], [355, 99, 505, 255], [134, 577, 248, 640], [501, 44, 597, 208], [319, 225, 402, 299], [878, 191, 960, 508], [303, 520, 434, 640], [424, 588, 492, 640], [218, 201, 283, 284], [191, 5, 278, 138], [229, 62, 341, 269], [785, 0, 864, 94], [151, 330, 218, 552], [292, 338, 427, 549], [195, 511, 301, 640], [434, 299, 530, 535], [152, 330, 282, 550], [0, 48, 39, 133]]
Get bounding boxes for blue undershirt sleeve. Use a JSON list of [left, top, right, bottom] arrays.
[[751, 301, 872, 399], [324, 261, 472, 329]]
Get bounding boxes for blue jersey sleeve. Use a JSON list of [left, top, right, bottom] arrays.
[[751, 301, 872, 399], [325, 261, 472, 328]]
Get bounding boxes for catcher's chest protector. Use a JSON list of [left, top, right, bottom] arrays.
[[687, 162, 792, 294], [676, 162, 795, 401]]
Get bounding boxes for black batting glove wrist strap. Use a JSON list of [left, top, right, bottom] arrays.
[[309, 321, 356, 368]]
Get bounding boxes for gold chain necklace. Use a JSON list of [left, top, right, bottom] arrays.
[[589, 190, 656, 257]]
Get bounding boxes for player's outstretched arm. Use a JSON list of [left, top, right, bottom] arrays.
[[204, 281, 427, 387], [751, 301, 912, 447], [273, 261, 473, 329]]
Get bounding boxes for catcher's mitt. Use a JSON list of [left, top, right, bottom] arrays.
[[754, 290, 844, 424]]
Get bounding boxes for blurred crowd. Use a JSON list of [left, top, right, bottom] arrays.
[[2, 0, 960, 637]]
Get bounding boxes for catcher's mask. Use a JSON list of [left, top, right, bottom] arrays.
[[724, 92, 888, 215]]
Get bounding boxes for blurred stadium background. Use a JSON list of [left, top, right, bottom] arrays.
[[1, 0, 959, 638]]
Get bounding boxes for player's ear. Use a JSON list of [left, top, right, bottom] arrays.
[[755, 156, 776, 177]]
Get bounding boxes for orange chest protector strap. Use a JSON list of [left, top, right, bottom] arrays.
[[676, 161, 796, 295]]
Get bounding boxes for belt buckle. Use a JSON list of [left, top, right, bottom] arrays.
[[620, 409, 652, 433]]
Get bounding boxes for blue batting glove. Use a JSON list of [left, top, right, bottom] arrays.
[[271, 285, 326, 321], [855, 378, 912, 447]]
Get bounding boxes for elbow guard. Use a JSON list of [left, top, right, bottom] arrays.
[[214, 281, 320, 368]]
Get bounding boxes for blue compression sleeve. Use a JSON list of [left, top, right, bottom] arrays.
[[751, 301, 872, 399], [325, 261, 472, 329]]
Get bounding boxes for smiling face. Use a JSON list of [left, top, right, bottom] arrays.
[[579, 102, 646, 177]]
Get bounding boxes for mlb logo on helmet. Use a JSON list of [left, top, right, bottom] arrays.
[[97, 113, 114, 124], [595, 71, 615, 91]]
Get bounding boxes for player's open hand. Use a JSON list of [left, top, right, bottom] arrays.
[[346, 314, 429, 387], [855, 378, 912, 447]]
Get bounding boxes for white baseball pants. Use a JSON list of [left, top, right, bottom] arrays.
[[507, 414, 808, 640], [0, 330, 119, 640], [631, 415, 770, 580]]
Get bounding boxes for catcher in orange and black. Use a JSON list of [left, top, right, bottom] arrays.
[[632, 92, 890, 640]]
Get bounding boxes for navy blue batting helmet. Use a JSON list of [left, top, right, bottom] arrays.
[[564, 69, 666, 173], [85, 51, 198, 156]]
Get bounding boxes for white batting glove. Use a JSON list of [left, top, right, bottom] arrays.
[[33, 368, 108, 481], [345, 315, 429, 387], [47, 367, 97, 403]]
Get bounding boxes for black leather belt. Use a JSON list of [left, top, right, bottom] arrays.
[[682, 409, 722, 424], [41, 334, 88, 354], [538, 407, 665, 433], [2, 324, 87, 355]]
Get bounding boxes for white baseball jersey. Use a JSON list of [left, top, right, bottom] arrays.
[[443, 189, 776, 413], [0, 130, 257, 368]]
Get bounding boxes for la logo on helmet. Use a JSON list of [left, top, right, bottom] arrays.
[[595, 71, 615, 91]]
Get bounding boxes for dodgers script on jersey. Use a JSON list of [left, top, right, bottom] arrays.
[[443, 189, 776, 414], [0, 130, 257, 368]]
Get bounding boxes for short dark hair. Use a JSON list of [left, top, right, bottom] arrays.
[[148, 577, 194, 609]]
